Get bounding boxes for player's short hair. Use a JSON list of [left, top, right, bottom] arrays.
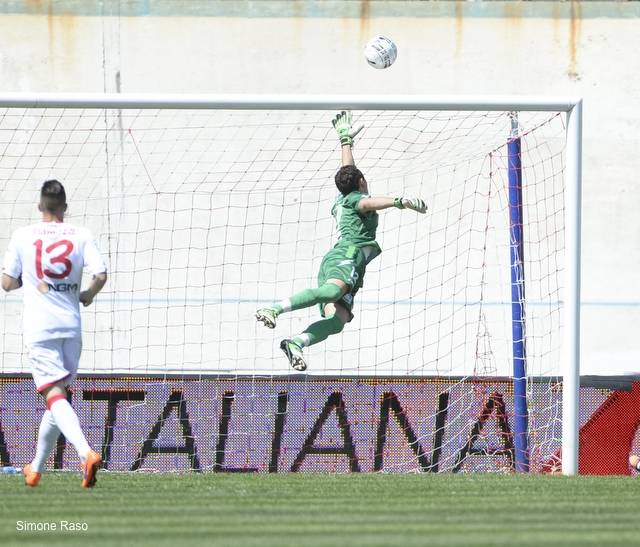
[[334, 165, 364, 196], [40, 179, 67, 213]]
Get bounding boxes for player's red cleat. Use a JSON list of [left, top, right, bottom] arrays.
[[81, 450, 102, 488], [23, 463, 41, 487]]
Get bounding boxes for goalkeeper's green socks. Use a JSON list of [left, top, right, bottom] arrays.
[[272, 284, 344, 315], [292, 314, 345, 349]]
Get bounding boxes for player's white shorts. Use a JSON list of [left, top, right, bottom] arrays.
[[26, 337, 82, 393]]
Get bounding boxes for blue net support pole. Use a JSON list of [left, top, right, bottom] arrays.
[[507, 113, 530, 473]]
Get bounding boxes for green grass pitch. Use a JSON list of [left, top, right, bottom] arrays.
[[1, 472, 639, 546]]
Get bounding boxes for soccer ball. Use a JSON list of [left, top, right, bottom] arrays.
[[364, 36, 398, 69]]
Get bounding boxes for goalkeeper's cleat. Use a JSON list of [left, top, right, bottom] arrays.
[[256, 308, 278, 329], [22, 464, 41, 487], [81, 450, 102, 488], [280, 339, 307, 372]]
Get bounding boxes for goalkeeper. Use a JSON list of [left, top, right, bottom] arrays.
[[256, 111, 427, 371]]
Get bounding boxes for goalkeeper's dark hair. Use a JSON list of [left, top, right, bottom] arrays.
[[40, 179, 67, 213], [335, 165, 364, 196]]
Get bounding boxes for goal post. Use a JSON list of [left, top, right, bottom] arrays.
[[0, 93, 582, 475], [563, 98, 583, 476]]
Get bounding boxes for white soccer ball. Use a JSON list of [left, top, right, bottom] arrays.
[[364, 36, 398, 69]]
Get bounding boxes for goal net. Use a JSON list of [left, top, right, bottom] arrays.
[[0, 96, 580, 474]]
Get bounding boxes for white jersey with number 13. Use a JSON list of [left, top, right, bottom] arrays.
[[2, 222, 107, 344]]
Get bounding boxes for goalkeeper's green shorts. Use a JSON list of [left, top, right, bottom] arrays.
[[317, 244, 368, 321]]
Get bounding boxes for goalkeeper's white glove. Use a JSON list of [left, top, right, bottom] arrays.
[[332, 110, 364, 146], [394, 197, 427, 214]]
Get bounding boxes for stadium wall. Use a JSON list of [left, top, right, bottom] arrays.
[[0, 1, 638, 377]]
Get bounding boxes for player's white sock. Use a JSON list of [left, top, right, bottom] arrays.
[[48, 397, 91, 461], [31, 411, 60, 473], [292, 333, 311, 349]]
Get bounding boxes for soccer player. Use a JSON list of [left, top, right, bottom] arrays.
[[2, 179, 107, 488], [256, 111, 427, 371]]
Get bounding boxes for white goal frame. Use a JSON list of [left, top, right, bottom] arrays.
[[0, 93, 582, 475]]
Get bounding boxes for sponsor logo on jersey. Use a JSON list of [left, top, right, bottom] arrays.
[[37, 281, 79, 293]]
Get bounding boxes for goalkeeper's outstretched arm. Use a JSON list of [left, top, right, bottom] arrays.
[[332, 110, 363, 167], [341, 141, 355, 167], [331, 111, 427, 215], [358, 196, 427, 214]]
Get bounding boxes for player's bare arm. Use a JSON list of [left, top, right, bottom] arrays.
[[341, 142, 355, 167], [79, 272, 107, 307], [358, 196, 427, 214], [1, 273, 22, 292]]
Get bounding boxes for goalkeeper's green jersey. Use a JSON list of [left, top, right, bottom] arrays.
[[331, 191, 382, 261]]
